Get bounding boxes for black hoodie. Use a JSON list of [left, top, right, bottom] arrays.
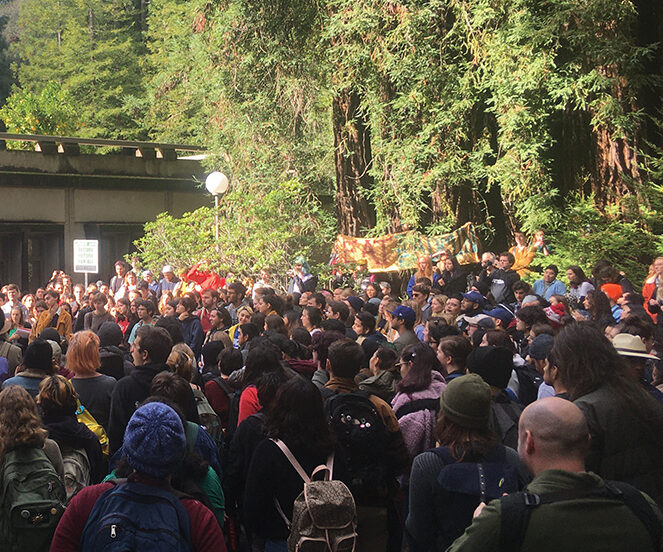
[[107, 362, 200, 454]]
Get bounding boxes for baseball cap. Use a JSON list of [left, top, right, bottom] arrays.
[[464, 314, 495, 329], [162, 265, 174, 274], [387, 305, 416, 325], [462, 291, 484, 304], [484, 306, 514, 325]]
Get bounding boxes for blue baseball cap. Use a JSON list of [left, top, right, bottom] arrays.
[[387, 305, 416, 325], [484, 307, 514, 325], [462, 291, 484, 304]]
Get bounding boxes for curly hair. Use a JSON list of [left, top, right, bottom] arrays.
[[0, 386, 48, 456]]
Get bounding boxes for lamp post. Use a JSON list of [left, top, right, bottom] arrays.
[[205, 171, 230, 253]]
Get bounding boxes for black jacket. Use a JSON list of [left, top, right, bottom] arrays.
[[107, 362, 200, 454], [487, 269, 520, 304]]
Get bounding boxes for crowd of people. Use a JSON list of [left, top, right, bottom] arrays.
[[1, 239, 663, 552]]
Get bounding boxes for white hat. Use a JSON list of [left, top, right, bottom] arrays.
[[612, 333, 659, 360], [162, 265, 173, 274]]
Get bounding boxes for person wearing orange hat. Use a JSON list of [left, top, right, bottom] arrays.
[[601, 283, 623, 322]]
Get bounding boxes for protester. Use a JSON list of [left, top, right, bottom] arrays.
[[447, 397, 663, 552], [36, 375, 106, 487], [548, 323, 663, 507], [2, 338, 54, 396], [243, 377, 335, 551], [68, 331, 116, 429], [407, 374, 528, 551], [50, 402, 225, 552], [0, 385, 66, 551]]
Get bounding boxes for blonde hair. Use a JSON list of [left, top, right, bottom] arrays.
[[37, 375, 78, 416], [66, 331, 101, 376], [166, 343, 195, 382], [415, 256, 434, 281]]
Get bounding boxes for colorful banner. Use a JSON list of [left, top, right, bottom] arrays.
[[332, 222, 480, 272]]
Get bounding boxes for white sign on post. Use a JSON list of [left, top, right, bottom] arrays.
[[73, 240, 99, 281]]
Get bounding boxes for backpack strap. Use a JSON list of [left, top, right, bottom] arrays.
[[270, 439, 310, 484], [310, 452, 335, 482], [270, 438, 312, 530], [604, 481, 663, 551], [213, 376, 235, 398], [395, 398, 440, 419], [499, 482, 663, 552]]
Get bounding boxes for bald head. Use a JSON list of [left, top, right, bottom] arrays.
[[519, 397, 589, 464]]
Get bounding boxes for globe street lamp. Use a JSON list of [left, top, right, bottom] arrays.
[[205, 172, 230, 251]]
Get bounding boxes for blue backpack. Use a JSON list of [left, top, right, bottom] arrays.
[[80, 479, 192, 552]]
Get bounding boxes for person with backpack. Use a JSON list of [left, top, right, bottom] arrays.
[[447, 397, 663, 552], [37, 375, 106, 491], [391, 343, 446, 468], [243, 377, 341, 552], [50, 401, 225, 552], [69, 331, 117, 430], [0, 385, 66, 552], [322, 338, 408, 552], [466, 346, 524, 450], [205, 347, 243, 430], [150, 372, 223, 479], [406, 374, 528, 552]]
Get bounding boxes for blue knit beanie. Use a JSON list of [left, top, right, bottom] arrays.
[[123, 402, 186, 478]]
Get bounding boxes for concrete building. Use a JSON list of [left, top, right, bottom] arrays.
[[0, 133, 208, 291]]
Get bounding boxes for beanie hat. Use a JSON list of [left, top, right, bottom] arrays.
[[23, 338, 54, 372], [123, 402, 186, 478], [544, 303, 566, 329], [39, 327, 61, 344], [466, 346, 514, 389], [529, 334, 554, 360], [601, 283, 622, 303], [345, 295, 365, 313], [97, 322, 124, 347], [440, 373, 491, 429]]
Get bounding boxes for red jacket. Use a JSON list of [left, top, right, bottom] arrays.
[[642, 278, 658, 323], [50, 480, 226, 552]]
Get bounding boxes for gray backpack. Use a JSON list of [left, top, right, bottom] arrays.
[[60, 446, 91, 503], [271, 439, 357, 552]]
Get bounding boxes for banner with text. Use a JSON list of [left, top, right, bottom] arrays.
[[332, 222, 480, 272]]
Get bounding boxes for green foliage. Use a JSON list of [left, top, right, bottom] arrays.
[[544, 194, 663, 286], [141, 0, 334, 194], [133, 179, 335, 279], [12, 0, 147, 139], [0, 82, 78, 138]]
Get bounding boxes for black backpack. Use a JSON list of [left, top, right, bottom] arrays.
[[499, 480, 663, 551], [513, 365, 542, 406], [324, 390, 391, 498], [431, 444, 522, 551]]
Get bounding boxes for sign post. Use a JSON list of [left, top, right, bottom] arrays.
[[73, 240, 99, 288]]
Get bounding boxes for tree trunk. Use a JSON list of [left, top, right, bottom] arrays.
[[333, 89, 376, 236]]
